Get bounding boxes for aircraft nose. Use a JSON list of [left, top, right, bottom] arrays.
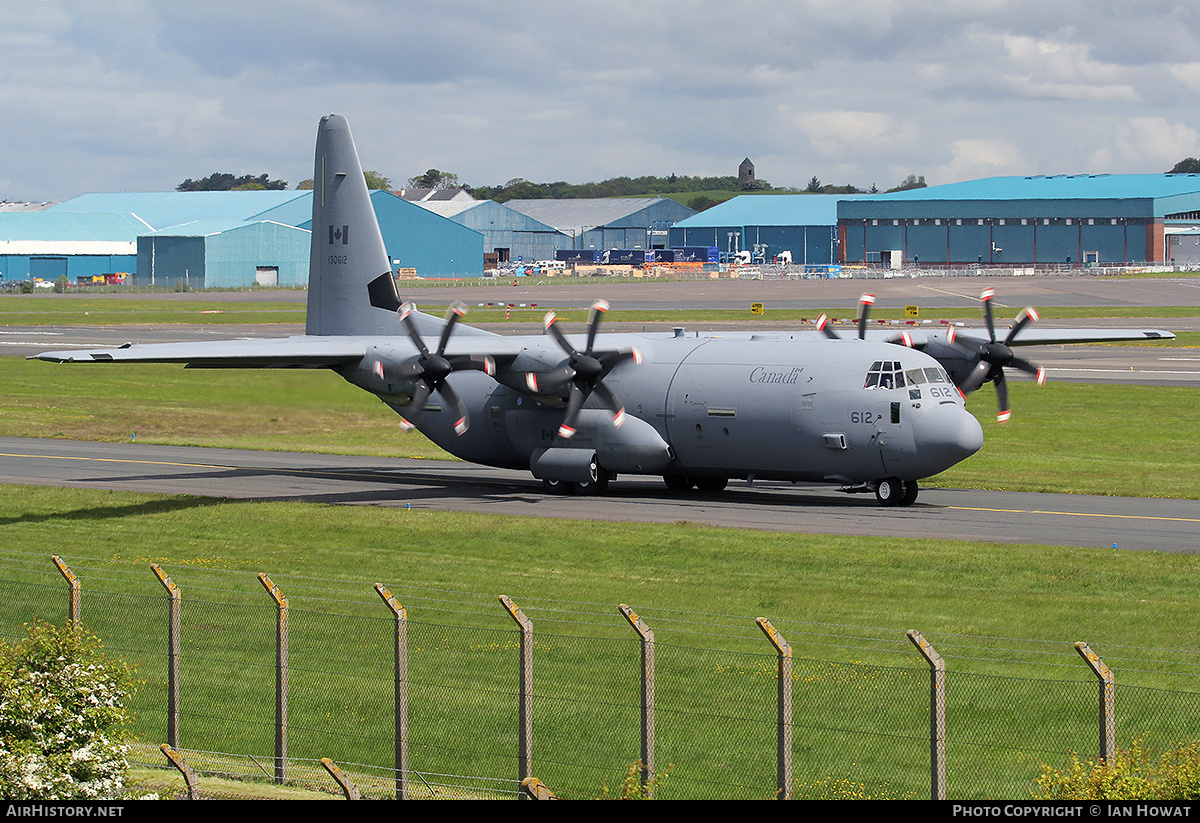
[[912, 404, 984, 475]]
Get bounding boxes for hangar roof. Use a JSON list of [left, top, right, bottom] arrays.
[[839, 174, 1200, 220], [845, 174, 1200, 202], [142, 219, 308, 238], [0, 212, 151, 241], [674, 194, 841, 227], [504, 197, 694, 235], [47, 191, 311, 231]]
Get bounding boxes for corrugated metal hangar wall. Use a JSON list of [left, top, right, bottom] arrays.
[[837, 175, 1200, 267]]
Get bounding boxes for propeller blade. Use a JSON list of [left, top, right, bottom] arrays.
[[398, 380, 433, 432], [980, 288, 997, 342], [597, 347, 642, 376], [816, 313, 841, 340], [994, 372, 1010, 423], [525, 365, 576, 395], [543, 311, 575, 357], [857, 293, 875, 340], [398, 302, 429, 355], [590, 380, 627, 428], [436, 302, 467, 355], [1003, 307, 1039, 346], [585, 299, 609, 353], [558, 385, 587, 439], [1008, 355, 1046, 384], [437, 380, 470, 435], [959, 361, 993, 395]]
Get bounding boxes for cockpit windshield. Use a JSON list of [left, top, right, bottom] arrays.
[[864, 361, 952, 390]]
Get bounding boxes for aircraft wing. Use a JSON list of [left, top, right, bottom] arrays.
[[865, 327, 1176, 347], [988, 327, 1176, 346], [29, 336, 368, 368]]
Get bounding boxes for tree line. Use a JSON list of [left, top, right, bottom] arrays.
[[176, 157, 1200, 208]]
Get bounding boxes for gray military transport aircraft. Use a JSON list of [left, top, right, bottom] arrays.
[[33, 115, 1175, 506]]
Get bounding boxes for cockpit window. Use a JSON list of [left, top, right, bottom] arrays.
[[864, 360, 906, 390]]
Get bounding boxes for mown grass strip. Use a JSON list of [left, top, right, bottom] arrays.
[[4, 485, 1200, 798], [2, 292, 1198, 328]]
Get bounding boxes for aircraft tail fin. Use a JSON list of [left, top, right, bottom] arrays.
[[306, 114, 402, 336]]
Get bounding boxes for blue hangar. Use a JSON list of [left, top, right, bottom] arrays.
[[837, 174, 1200, 267], [668, 195, 842, 264], [36, 190, 483, 287]]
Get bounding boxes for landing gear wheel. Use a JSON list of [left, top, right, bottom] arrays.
[[577, 468, 613, 495], [695, 477, 728, 493], [900, 480, 919, 506], [874, 477, 903, 506], [542, 478, 576, 495], [663, 474, 693, 492]]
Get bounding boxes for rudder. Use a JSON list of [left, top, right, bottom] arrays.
[[306, 114, 401, 336]]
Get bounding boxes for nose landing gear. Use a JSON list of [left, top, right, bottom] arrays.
[[875, 477, 919, 506]]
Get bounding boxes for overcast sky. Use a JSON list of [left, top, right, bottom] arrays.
[[3, 1, 1200, 203]]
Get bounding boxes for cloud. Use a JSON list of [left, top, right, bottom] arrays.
[[933, 139, 1028, 183], [2, 2, 1200, 201]]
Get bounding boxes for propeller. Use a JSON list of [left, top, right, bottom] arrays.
[[817, 293, 879, 341], [526, 300, 642, 439], [949, 288, 1046, 422], [382, 301, 494, 435]]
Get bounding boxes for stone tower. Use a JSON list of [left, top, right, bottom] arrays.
[[738, 158, 755, 188]]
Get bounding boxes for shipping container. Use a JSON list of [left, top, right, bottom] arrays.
[[673, 246, 720, 263], [603, 249, 653, 265], [555, 249, 602, 263]]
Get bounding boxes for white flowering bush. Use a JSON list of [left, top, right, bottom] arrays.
[[0, 621, 135, 799]]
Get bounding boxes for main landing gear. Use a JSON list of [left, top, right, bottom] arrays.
[[541, 468, 613, 496], [874, 477, 919, 507]]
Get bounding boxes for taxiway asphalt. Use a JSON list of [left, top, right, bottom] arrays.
[[1, 437, 1197, 553]]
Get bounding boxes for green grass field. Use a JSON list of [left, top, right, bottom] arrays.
[[5, 292, 1200, 329], [5, 484, 1200, 799]]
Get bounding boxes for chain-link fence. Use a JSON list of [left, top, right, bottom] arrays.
[[4, 551, 1200, 800]]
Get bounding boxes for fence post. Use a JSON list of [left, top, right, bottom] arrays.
[[1074, 642, 1115, 761], [619, 604, 656, 795], [756, 618, 792, 800], [258, 573, 288, 783], [160, 744, 201, 800], [374, 584, 408, 800], [151, 564, 181, 750], [51, 556, 79, 628], [499, 595, 532, 785], [320, 757, 361, 800], [907, 630, 946, 800]]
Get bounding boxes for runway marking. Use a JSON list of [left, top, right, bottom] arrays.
[[945, 505, 1200, 524], [0, 451, 235, 470]]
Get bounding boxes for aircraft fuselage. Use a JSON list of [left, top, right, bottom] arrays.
[[347, 330, 984, 492]]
